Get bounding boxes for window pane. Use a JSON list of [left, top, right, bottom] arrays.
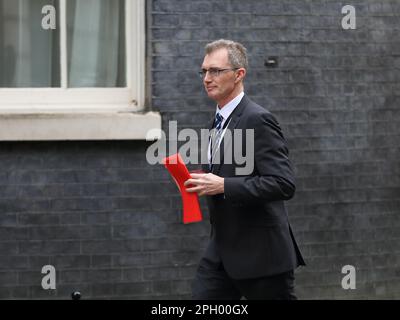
[[0, 0, 60, 87], [67, 0, 126, 88]]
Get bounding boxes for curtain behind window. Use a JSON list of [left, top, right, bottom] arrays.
[[0, 0, 126, 88], [67, 0, 126, 87], [0, 0, 60, 87]]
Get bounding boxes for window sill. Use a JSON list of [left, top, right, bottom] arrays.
[[0, 110, 161, 141]]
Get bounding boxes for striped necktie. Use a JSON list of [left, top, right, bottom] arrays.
[[210, 113, 224, 168]]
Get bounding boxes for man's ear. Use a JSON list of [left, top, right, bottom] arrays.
[[235, 68, 246, 83]]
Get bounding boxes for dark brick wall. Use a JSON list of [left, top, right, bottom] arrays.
[[0, 141, 209, 299], [0, 0, 399, 299], [150, 0, 400, 299]]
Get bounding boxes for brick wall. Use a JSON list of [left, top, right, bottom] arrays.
[[151, 0, 400, 299], [0, 0, 399, 299]]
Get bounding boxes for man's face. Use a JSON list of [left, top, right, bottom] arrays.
[[201, 48, 237, 104]]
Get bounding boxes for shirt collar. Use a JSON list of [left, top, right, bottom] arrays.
[[216, 92, 244, 120]]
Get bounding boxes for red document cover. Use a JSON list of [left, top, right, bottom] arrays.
[[162, 153, 203, 224]]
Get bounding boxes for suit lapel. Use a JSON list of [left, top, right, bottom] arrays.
[[211, 95, 249, 175]]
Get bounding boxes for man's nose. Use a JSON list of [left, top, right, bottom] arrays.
[[203, 72, 212, 82]]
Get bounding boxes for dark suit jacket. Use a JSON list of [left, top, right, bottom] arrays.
[[202, 94, 305, 280]]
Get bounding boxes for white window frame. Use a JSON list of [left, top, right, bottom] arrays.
[[0, 0, 161, 141]]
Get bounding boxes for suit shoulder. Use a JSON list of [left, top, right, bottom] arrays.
[[245, 99, 280, 127]]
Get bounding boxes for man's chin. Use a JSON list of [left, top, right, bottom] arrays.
[[207, 92, 218, 101]]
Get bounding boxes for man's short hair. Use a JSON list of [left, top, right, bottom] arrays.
[[205, 39, 248, 70]]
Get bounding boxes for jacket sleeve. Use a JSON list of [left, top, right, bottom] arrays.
[[224, 111, 295, 203]]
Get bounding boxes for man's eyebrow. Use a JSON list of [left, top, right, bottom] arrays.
[[201, 66, 222, 70], [202, 63, 220, 68]]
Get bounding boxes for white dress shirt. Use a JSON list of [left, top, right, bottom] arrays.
[[208, 92, 244, 164]]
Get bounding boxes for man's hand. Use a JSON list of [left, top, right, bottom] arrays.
[[184, 173, 224, 196]]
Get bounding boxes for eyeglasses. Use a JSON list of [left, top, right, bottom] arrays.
[[198, 68, 238, 79]]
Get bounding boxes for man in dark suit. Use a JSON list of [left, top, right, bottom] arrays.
[[185, 39, 305, 300]]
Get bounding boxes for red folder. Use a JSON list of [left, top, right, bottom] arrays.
[[162, 153, 203, 224]]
